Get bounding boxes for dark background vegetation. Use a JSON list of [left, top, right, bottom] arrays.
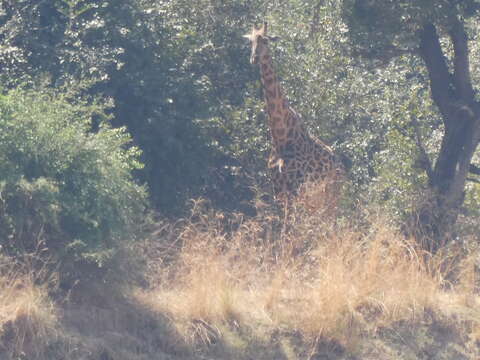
[[1, 0, 480, 272]]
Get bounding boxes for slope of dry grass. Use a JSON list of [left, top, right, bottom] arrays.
[[137, 199, 480, 359], [0, 253, 183, 360], [2, 196, 480, 359]]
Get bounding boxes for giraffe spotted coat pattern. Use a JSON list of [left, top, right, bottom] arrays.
[[244, 23, 344, 204]]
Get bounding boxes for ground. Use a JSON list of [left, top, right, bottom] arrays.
[[1, 199, 480, 359]]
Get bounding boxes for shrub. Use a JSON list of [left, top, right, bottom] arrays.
[[0, 87, 147, 280]]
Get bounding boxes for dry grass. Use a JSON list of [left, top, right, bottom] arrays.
[[0, 253, 183, 360], [0, 256, 58, 359], [2, 186, 480, 359], [138, 193, 480, 358]]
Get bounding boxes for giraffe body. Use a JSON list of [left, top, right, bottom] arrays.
[[245, 23, 344, 205]]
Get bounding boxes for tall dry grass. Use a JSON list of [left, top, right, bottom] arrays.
[[138, 192, 480, 354], [0, 255, 58, 359], [1, 183, 479, 359]]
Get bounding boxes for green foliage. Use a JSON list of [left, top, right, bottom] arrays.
[[0, 0, 194, 211], [0, 0, 265, 212], [361, 66, 440, 214], [343, 0, 480, 60], [0, 86, 147, 271]]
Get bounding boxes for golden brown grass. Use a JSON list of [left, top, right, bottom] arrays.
[[0, 256, 58, 359], [2, 189, 480, 359], [0, 253, 184, 360], [137, 196, 480, 358]]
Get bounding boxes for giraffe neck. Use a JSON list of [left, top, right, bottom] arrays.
[[259, 48, 301, 147]]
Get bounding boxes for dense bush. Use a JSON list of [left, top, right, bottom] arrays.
[[0, 87, 147, 277]]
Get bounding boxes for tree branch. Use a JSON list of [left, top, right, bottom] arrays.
[[469, 163, 480, 176], [467, 177, 480, 184], [418, 23, 452, 122], [410, 114, 434, 183], [308, 0, 324, 40], [450, 17, 474, 100]]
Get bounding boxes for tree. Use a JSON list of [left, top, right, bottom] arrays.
[[0, 86, 147, 281], [0, 0, 226, 212], [343, 0, 480, 249]]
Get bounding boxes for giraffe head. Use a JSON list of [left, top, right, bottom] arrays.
[[243, 22, 278, 64]]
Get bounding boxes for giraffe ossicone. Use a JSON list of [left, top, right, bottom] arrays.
[[245, 22, 345, 209]]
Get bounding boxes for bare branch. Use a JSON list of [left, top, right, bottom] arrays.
[[410, 114, 434, 183]]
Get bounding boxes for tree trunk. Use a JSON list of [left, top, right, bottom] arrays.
[[416, 21, 480, 251]]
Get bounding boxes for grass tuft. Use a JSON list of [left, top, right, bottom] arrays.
[[0, 256, 58, 359]]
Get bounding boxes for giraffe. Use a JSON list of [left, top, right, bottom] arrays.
[[244, 23, 344, 210]]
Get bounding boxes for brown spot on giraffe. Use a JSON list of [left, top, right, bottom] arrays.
[[244, 22, 345, 208]]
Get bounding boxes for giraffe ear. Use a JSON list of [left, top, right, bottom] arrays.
[[243, 33, 252, 40]]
